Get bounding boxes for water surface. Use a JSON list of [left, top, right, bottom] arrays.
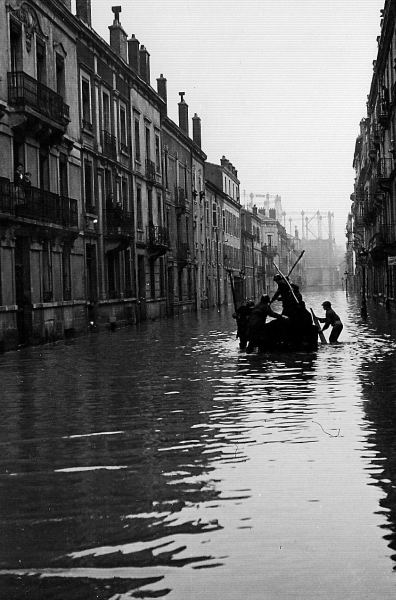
[[1, 290, 396, 599]]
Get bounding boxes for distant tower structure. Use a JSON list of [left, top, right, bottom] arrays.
[[301, 211, 305, 239]]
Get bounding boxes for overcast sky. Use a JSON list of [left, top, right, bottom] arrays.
[[87, 0, 384, 244]]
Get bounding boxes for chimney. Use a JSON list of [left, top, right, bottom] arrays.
[[157, 74, 167, 113], [178, 92, 189, 136], [139, 46, 150, 84], [76, 0, 91, 25], [109, 6, 128, 62], [221, 155, 230, 169], [192, 113, 201, 147], [128, 35, 140, 73]]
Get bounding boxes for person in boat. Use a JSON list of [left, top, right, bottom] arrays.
[[271, 275, 304, 318], [318, 301, 343, 343], [233, 300, 254, 350], [271, 274, 314, 347], [246, 295, 285, 353]]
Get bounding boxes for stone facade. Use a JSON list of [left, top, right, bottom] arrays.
[[0, 1, 307, 351]]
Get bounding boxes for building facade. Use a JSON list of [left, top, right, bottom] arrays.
[[0, 0, 84, 351], [350, 0, 396, 308], [0, 1, 308, 352]]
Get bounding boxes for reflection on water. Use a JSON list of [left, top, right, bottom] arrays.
[[1, 291, 396, 598]]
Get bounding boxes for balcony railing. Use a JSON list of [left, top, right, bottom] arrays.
[[105, 206, 134, 237], [379, 224, 396, 246], [377, 158, 393, 179], [102, 130, 117, 160], [145, 159, 156, 182], [0, 177, 78, 228], [147, 225, 169, 247], [175, 187, 187, 211], [262, 244, 278, 256], [8, 71, 70, 126], [177, 242, 190, 263]]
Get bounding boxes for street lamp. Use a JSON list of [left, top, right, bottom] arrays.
[[344, 271, 349, 295], [358, 248, 368, 317]]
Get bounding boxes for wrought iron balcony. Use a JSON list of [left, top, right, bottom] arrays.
[[146, 225, 169, 259], [105, 206, 134, 237], [262, 244, 278, 256], [145, 159, 156, 182], [379, 224, 396, 246], [177, 242, 190, 264], [8, 71, 70, 128], [0, 177, 78, 228], [101, 130, 117, 160], [378, 97, 390, 125], [175, 187, 187, 211], [377, 158, 393, 180]]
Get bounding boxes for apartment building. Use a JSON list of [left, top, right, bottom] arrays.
[[0, 0, 83, 350], [350, 0, 396, 307]]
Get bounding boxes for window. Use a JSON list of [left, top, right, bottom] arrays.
[[42, 241, 52, 302], [164, 150, 168, 189], [150, 261, 155, 299], [124, 249, 132, 297], [81, 78, 92, 129], [105, 169, 113, 208], [84, 161, 94, 211], [56, 54, 65, 98], [36, 40, 46, 84], [121, 177, 128, 210], [59, 154, 68, 197], [134, 118, 141, 161], [39, 147, 49, 191], [10, 21, 22, 72], [119, 106, 127, 151], [157, 193, 162, 226], [212, 203, 217, 227], [62, 245, 71, 301], [102, 92, 110, 132], [148, 188, 153, 223], [155, 134, 160, 172], [136, 187, 143, 229], [267, 234, 273, 247], [159, 257, 165, 297], [145, 126, 151, 160]]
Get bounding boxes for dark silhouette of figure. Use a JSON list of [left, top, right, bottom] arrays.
[[318, 301, 343, 343], [246, 295, 284, 353], [233, 300, 254, 350]]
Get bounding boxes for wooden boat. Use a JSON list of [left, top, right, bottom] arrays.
[[245, 314, 320, 354]]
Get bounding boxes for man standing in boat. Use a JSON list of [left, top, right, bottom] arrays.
[[318, 301, 343, 343]]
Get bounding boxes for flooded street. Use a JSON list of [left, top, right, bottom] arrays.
[[2, 290, 396, 598]]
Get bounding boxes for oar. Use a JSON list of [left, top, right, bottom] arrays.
[[287, 250, 305, 278], [272, 262, 299, 304], [310, 308, 327, 344]]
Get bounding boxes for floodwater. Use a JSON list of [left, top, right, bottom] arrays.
[[1, 290, 396, 599]]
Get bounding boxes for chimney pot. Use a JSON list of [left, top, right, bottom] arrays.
[[109, 6, 128, 62], [157, 74, 167, 112], [128, 35, 140, 72], [178, 92, 189, 135], [192, 113, 202, 148], [76, 0, 91, 25], [139, 45, 150, 84]]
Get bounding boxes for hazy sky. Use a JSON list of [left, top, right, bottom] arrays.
[[87, 0, 384, 244]]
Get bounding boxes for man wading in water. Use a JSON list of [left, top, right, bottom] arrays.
[[318, 301, 343, 343]]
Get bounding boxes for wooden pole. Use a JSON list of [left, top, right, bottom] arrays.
[[310, 308, 327, 344], [272, 262, 299, 304], [287, 250, 305, 278]]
